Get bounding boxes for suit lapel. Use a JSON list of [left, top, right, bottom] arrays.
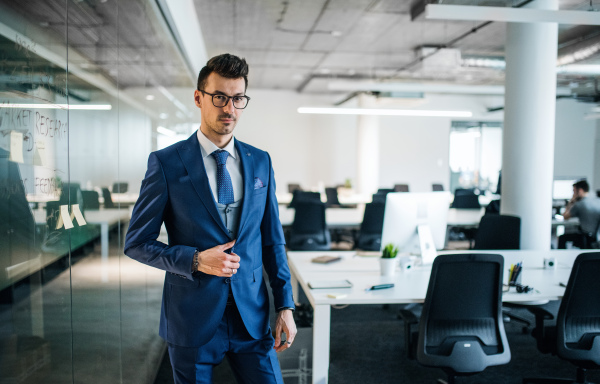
[[177, 133, 229, 237], [235, 140, 254, 238]]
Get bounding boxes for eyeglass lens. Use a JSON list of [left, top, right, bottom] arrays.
[[212, 95, 248, 109]]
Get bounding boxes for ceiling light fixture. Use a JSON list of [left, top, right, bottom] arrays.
[[157, 126, 176, 136], [0, 103, 112, 110], [425, 4, 600, 25], [297, 107, 472, 118]]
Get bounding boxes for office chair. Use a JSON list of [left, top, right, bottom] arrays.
[[394, 184, 409, 193], [471, 214, 531, 330], [287, 202, 331, 251], [112, 181, 128, 193], [523, 252, 600, 384], [81, 190, 100, 210], [454, 188, 476, 197], [102, 187, 116, 209], [288, 190, 321, 208], [325, 187, 357, 209], [355, 202, 385, 251], [432, 184, 444, 192], [288, 183, 302, 194], [451, 193, 481, 209], [402, 253, 510, 384], [473, 214, 521, 250], [377, 188, 394, 194]]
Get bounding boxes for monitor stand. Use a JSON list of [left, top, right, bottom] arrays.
[[417, 224, 437, 265]]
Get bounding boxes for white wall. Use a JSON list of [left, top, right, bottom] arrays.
[[554, 99, 597, 187], [69, 92, 152, 194]]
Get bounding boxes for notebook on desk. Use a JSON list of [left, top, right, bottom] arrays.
[[307, 280, 353, 289]]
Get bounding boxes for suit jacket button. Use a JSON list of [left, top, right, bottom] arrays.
[[225, 278, 231, 283]]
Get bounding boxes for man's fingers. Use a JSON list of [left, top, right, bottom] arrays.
[[219, 239, 236, 251]]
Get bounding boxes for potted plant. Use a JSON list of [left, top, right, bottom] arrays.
[[380, 243, 399, 276]]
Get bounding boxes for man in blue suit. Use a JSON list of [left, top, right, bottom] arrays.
[[124, 54, 296, 383]]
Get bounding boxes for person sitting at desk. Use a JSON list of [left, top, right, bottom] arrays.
[[558, 179, 600, 249]]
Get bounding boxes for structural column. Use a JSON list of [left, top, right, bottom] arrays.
[[501, 0, 558, 250], [356, 94, 380, 195]]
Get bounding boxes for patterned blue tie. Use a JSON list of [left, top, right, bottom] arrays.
[[211, 150, 234, 205]]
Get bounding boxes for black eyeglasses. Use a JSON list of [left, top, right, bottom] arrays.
[[199, 90, 250, 109]]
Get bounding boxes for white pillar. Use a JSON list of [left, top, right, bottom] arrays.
[[502, 0, 558, 250], [356, 94, 379, 195]]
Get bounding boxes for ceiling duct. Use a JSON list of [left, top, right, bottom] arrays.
[[413, 47, 463, 72]]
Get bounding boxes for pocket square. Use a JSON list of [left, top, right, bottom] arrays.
[[254, 177, 264, 189]]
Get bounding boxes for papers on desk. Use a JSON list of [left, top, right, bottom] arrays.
[[308, 279, 353, 289]]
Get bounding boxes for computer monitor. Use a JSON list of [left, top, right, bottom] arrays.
[[553, 179, 580, 200], [380, 192, 450, 264]]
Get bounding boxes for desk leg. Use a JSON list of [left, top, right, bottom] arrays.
[[312, 304, 331, 384], [101, 222, 109, 282]]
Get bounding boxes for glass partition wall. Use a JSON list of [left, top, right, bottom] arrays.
[[0, 1, 193, 383]]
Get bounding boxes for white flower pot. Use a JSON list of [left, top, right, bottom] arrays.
[[379, 258, 397, 276]]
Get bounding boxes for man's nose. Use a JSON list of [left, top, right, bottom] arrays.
[[223, 98, 235, 113]]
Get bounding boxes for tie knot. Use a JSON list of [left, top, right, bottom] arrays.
[[211, 150, 229, 166]]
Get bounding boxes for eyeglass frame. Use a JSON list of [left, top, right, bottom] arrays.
[[198, 90, 251, 109]]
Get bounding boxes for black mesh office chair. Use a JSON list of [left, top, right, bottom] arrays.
[[325, 187, 357, 209], [404, 254, 511, 384], [394, 184, 409, 192], [288, 183, 302, 194], [432, 184, 444, 192], [473, 214, 521, 250], [288, 202, 331, 251], [288, 190, 321, 208], [112, 181, 128, 193], [102, 187, 116, 209], [81, 190, 100, 210], [523, 252, 600, 384], [355, 202, 385, 251], [451, 192, 481, 209]]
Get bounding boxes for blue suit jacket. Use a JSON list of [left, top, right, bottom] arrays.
[[124, 132, 294, 347]]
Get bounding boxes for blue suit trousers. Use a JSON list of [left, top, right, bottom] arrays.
[[168, 299, 284, 384]]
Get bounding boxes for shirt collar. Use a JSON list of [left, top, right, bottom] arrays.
[[197, 128, 237, 159]]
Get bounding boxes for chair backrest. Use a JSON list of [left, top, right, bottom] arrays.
[[356, 202, 386, 251], [394, 184, 409, 193], [325, 187, 341, 206], [432, 184, 444, 192], [102, 187, 115, 209], [451, 194, 481, 209], [454, 188, 476, 197], [59, 183, 84, 212], [289, 190, 321, 208], [288, 202, 330, 251], [112, 182, 128, 193], [417, 253, 510, 374], [556, 252, 600, 366], [81, 190, 100, 210], [288, 183, 302, 194], [377, 188, 394, 194], [473, 214, 521, 250]]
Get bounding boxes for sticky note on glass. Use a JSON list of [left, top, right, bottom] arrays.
[[10, 131, 24, 163], [60, 205, 74, 229], [33, 141, 47, 167], [72, 204, 86, 226]]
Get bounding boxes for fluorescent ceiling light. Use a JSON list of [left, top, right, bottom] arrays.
[[425, 4, 600, 25], [0, 103, 112, 110], [157, 126, 177, 136], [298, 107, 472, 118]]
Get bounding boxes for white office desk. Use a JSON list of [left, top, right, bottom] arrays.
[[34, 208, 131, 257], [287, 249, 594, 384]]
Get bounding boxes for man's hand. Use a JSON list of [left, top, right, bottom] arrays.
[[197, 240, 240, 277], [273, 309, 297, 352]]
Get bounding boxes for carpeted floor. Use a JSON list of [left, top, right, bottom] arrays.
[[154, 303, 600, 384]]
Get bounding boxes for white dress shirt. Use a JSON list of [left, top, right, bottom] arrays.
[[197, 129, 244, 203]]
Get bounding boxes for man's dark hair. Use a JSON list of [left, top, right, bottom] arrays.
[[197, 53, 249, 92], [573, 179, 589, 192]]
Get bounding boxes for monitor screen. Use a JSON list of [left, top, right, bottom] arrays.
[[553, 179, 578, 200], [380, 192, 450, 258]]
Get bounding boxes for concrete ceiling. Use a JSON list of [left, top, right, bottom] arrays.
[[2, 0, 600, 103]]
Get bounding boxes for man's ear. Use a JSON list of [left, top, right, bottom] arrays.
[[194, 90, 202, 109]]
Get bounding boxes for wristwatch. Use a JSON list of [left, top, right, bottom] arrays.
[[192, 249, 199, 272]]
